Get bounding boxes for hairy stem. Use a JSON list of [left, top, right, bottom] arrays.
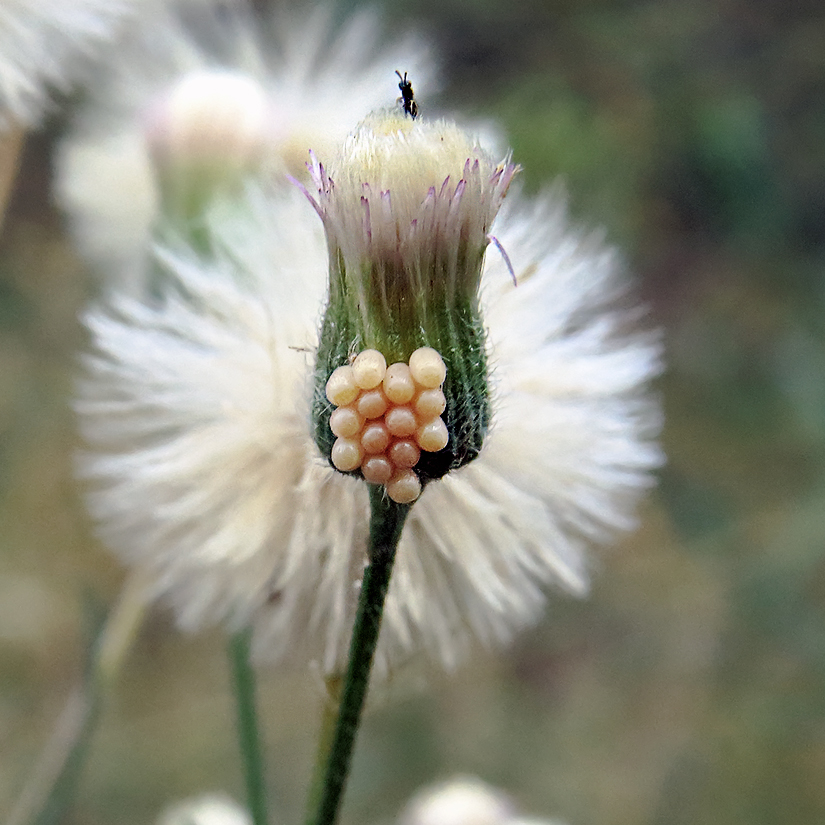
[[306, 487, 409, 825]]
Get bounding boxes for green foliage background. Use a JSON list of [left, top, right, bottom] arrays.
[[1, 0, 824, 823]]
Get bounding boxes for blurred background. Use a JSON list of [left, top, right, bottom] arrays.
[[1, 0, 824, 823]]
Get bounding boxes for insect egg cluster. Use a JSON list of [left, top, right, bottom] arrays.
[[325, 347, 449, 504]]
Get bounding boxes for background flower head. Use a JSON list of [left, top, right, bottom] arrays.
[[56, 0, 434, 289], [156, 793, 251, 825], [396, 776, 568, 825]]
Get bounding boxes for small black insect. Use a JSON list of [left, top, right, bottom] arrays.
[[395, 70, 418, 119]]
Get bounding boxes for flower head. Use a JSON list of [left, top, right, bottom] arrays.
[[397, 776, 568, 825], [143, 68, 273, 220], [156, 794, 251, 825], [397, 776, 517, 825], [56, 4, 433, 287], [304, 113, 518, 498], [305, 112, 514, 313]]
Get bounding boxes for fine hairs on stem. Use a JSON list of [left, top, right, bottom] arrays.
[[306, 486, 410, 825]]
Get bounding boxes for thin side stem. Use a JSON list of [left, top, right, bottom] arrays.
[[6, 571, 150, 825], [229, 629, 269, 825], [306, 487, 410, 825], [10, 687, 98, 825]]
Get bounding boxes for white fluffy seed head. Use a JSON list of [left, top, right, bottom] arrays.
[[76, 177, 662, 681], [55, 5, 435, 290], [139, 69, 277, 223], [397, 777, 517, 825], [157, 794, 252, 825], [0, 0, 138, 129]]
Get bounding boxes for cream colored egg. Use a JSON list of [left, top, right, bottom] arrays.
[[385, 405, 417, 438], [416, 417, 449, 452], [329, 406, 364, 438], [386, 469, 422, 504], [357, 389, 389, 420], [331, 437, 363, 472], [389, 439, 420, 469], [362, 455, 393, 485], [325, 365, 359, 406], [361, 422, 390, 454], [383, 362, 415, 404], [409, 347, 446, 388], [352, 349, 387, 390], [414, 388, 446, 419]]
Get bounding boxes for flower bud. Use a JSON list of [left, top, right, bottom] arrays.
[[397, 777, 517, 825], [144, 69, 272, 220], [156, 794, 251, 825], [305, 111, 517, 487]]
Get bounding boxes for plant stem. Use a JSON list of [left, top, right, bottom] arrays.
[[6, 572, 150, 825], [306, 487, 410, 825], [305, 675, 343, 816], [229, 629, 269, 825]]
